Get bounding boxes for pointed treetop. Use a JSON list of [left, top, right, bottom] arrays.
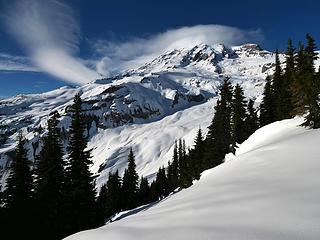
[[285, 38, 295, 71]]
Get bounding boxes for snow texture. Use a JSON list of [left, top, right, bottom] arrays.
[[66, 117, 320, 240]]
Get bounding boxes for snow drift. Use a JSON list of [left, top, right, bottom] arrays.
[[66, 117, 320, 240]]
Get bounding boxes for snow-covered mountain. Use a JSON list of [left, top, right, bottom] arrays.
[[65, 117, 320, 240], [0, 43, 283, 188]]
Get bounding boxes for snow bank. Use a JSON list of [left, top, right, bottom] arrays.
[[66, 118, 320, 240]]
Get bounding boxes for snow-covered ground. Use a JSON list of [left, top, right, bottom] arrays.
[[66, 117, 320, 240]]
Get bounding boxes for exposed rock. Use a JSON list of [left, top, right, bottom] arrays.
[[262, 63, 276, 73], [241, 44, 262, 51], [172, 91, 205, 107], [188, 94, 204, 102], [101, 85, 125, 95]]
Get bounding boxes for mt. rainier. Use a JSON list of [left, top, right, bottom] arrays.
[[0, 43, 283, 188]]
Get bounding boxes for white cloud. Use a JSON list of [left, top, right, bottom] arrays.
[[0, 53, 38, 72], [4, 0, 100, 84], [93, 25, 264, 76], [3, 1, 264, 82]]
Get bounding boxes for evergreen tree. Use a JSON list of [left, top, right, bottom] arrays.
[[303, 34, 320, 128], [205, 77, 233, 166], [272, 49, 286, 120], [305, 34, 318, 73], [285, 38, 296, 71], [178, 139, 192, 188], [3, 132, 34, 238], [244, 99, 259, 138], [260, 76, 275, 125], [97, 170, 122, 221], [231, 84, 247, 151], [292, 41, 308, 114], [138, 176, 150, 205], [35, 112, 67, 239], [188, 128, 204, 179], [106, 170, 122, 214], [281, 39, 295, 118], [121, 148, 139, 210], [167, 141, 179, 193], [155, 167, 168, 199], [149, 180, 158, 202], [96, 183, 108, 223], [65, 94, 97, 233]]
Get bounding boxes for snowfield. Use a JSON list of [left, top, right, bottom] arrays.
[[66, 117, 320, 240]]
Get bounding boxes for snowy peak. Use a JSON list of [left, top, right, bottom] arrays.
[[125, 42, 277, 83], [135, 43, 233, 75]]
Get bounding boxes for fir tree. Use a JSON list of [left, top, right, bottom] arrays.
[[34, 112, 67, 239], [285, 39, 296, 72], [292, 41, 308, 114], [122, 148, 139, 210], [303, 34, 319, 128], [205, 77, 233, 166], [188, 128, 204, 179], [272, 49, 285, 120], [97, 170, 122, 221], [149, 180, 158, 202], [106, 170, 122, 214], [167, 141, 179, 193], [280, 39, 295, 118], [96, 183, 108, 223], [65, 94, 97, 233], [138, 176, 150, 205], [3, 132, 34, 238], [231, 84, 247, 151], [260, 76, 275, 125], [244, 99, 259, 138], [305, 34, 318, 73], [155, 167, 168, 199], [178, 139, 192, 188]]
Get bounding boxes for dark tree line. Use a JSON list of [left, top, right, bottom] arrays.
[[260, 34, 319, 128], [0, 95, 99, 239]]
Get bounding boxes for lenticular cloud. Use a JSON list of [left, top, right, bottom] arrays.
[[94, 25, 264, 76], [4, 0, 100, 84]]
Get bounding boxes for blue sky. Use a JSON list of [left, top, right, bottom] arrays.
[[0, 0, 319, 98]]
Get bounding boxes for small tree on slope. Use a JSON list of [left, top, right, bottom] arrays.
[[231, 83, 247, 151], [122, 148, 139, 210], [205, 77, 233, 167]]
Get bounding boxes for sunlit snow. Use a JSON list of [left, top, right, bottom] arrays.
[[66, 117, 320, 240]]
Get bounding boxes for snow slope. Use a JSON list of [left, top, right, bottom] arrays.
[[66, 117, 320, 240]]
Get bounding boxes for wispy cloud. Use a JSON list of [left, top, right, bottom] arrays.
[[2, 1, 264, 83], [93, 25, 264, 76], [4, 0, 100, 84], [0, 53, 38, 72]]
